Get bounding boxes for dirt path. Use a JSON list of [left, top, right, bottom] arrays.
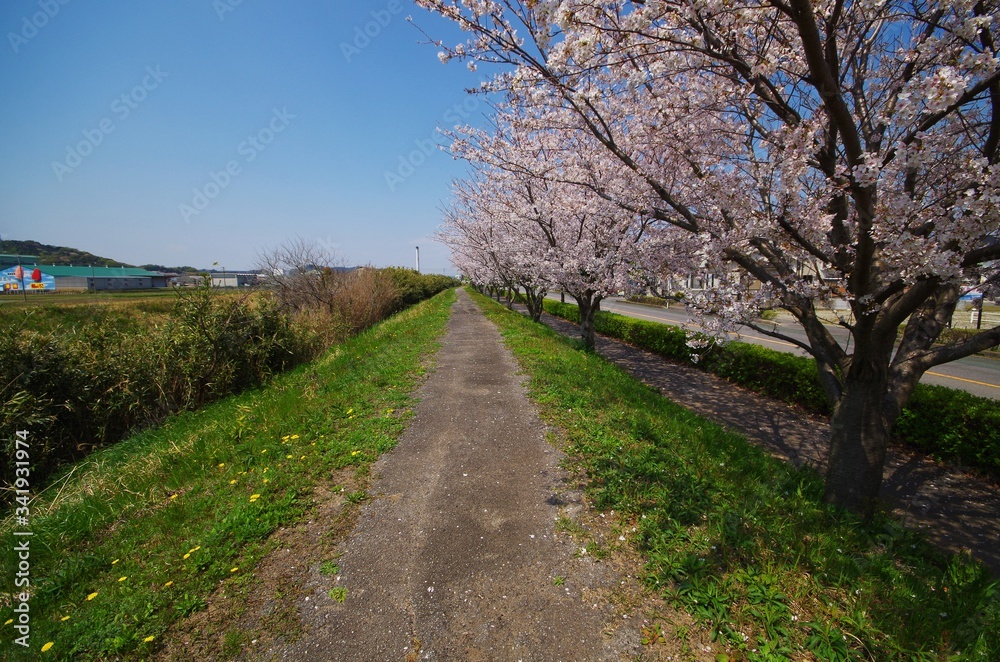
[[529, 306, 1000, 575], [265, 290, 678, 660]]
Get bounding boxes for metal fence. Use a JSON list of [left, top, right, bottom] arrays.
[[954, 309, 1000, 330]]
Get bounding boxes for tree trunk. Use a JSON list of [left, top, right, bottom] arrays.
[[574, 292, 601, 351], [822, 374, 890, 521], [523, 287, 545, 322]]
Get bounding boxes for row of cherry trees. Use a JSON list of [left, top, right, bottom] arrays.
[[426, 0, 1000, 520], [439, 109, 666, 339]]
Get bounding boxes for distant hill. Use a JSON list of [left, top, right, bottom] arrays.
[[0, 240, 202, 273], [0, 239, 129, 268], [139, 264, 203, 274]]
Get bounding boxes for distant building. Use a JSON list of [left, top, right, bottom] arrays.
[[211, 273, 259, 288], [1, 265, 56, 292], [0, 254, 40, 269], [0, 265, 169, 292]]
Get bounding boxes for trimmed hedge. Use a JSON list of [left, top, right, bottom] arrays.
[[699, 342, 830, 414], [895, 385, 1000, 472], [542, 299, 1000, 477]]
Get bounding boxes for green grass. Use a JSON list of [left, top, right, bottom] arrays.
[[0, 289, 455, 659], [472, 290, 998, 661], [542, 298, 1000, 478]]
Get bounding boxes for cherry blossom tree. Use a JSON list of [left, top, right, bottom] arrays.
[[419, 0, 1000, 518], [441, 108, 658, 347], [438, 170, 551, 318]]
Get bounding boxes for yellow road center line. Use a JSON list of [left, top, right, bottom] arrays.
[[924, 372, 999, 389]]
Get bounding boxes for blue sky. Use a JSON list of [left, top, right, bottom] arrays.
[[0, 1, 487, 272]]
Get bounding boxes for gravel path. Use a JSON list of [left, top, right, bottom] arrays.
[[269, 290, 655, 661], [528, 305, 1000, 576]]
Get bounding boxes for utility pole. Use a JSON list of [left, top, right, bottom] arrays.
[[415, 246, 420, 273], [15, 254, 26, 302]]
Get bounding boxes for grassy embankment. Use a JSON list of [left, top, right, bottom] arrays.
[[541, 298, 1000, 478], [0, 289, 455, 659], [472, 290, 998, 661]]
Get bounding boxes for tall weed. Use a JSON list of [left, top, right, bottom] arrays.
[[0, 284, 309, 495]]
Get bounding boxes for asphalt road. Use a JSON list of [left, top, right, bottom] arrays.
[[580, 297, 1000, 400]]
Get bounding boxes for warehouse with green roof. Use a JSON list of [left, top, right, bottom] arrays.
[[0, 263, 169, 292]]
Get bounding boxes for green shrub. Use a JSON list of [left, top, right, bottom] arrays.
[[895, 384, 1000, 473], [382, 268, 458, 311], [700, 342, 829, 414], [544, 300, 581, 324], [0, 332, 90, 475]]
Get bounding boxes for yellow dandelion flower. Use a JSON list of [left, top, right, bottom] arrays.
[[229, 479, 237, 485], [86, 592, 98, 601], [286, 454, 293, 459], [4, 618, 13, 625], [218, 463, 225, 468], [291, 434, 300, 439], [183, 553, 190, 559], [346, 409, 353, 415], [164, 581, 173, 587], [261, 449, 267, 454], [351, 450, 361, 456], [250, 494, 261, 502], [111, 559, 119, 565], [300, 455, 306, 460], [41, 642, 54, 652], [61, 616, 70, 622], [143, 635, 155, 643], [118, 576, 127, 582], [262, 479, 269, 484], [190, 546, 201, 553], [311, 442, 316, 446], [263, 467, 269, 473], [282, 435, 290, 441], [169, 494, 178, 500], [230, 567, 239, 573]]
